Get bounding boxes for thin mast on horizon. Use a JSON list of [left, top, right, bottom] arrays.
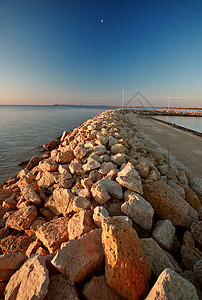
[[122, 88, 125, 108]]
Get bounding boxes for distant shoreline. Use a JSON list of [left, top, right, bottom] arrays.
[[54, 104, 202, 110]]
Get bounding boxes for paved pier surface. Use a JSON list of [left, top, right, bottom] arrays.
[[126, 112, 202, 196]]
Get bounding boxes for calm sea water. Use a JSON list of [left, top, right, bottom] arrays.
[[0, 105, 202, 184], [155, 115, 202, 133], [0, 105, 115, 183]]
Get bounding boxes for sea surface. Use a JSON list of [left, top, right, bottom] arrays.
[[0, 105, 115, 183], [0, 105, 202, 184], [155, 115, 202, 133]]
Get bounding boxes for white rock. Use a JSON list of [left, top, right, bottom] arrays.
[[121, 191, 154, 231], [83, 159, 101, 172], [116, 162, 143, 194], [152, 219, 175, 250]]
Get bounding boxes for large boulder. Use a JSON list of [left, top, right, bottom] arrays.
[[111, 143, 127, 154], [180, 231, 202, 270], [44, 274, 79, 300], [73, 144, 88, 159], [116, 162, 143, 194], [143, 181, 198, 227], [4, 254, 49, 300], [145, 268, 199, 300], [91, 179, 123, 204], [190, 220, 202, 250], [6, 206, 37, 231], [0, 235, 33, 254], [51, 229, 104, 283], [39, 158, 58, 172], [0, 189, 13, 205], [35, 217, 69, 253], [21, 185, 41, 205], [142, 238, 174, 277], [68, 211, 96, 240], [185, 189, 201, 212], [121, 191, 154, 231], [0, 253, 27, 281], [102, 216, 151, 300], [82, 275, 124, 300], [52, 188, 74, 216], [56, 150, 74, 163], [37, 172, 55, 189], [152, 219, 175, 250]]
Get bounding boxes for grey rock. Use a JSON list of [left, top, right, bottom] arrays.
[[121, 191, 154, 231], [145, 268, 199, 300], [152, 219, 175, 250]]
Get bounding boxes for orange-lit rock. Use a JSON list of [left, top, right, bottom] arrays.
[[102, 216, 151, 300]]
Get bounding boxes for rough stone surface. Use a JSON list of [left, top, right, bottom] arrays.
[[25, 239, 42, 257], [99, 162, 116, 175], [36, 217, 69, 253], [69, 161, 85, 175], [44, 274, 79, 300], [91, 179, 123, 205], [193, 259, 202, 285], [145, 268, 199, 300], [185, 189, 201, 212], [6, 205, 37, 231], [111, 153, 126, 166], [0, 235, 33, 254], [53, 188, 74, 216], [73, 144, 88, 159], [142, 237, 174, 277], [93, 206, 109, 228], [152, 219, 175, 250], [167, 180, 185, 199], [39, 158, 58, 172], [93, 145, 106, 156], [83, 159, 101, 172], [181, 242, 202, 270], [68, 210, 96, 240], [0, 189, 13, 205], [116, 162, 143, 194], [143, 181, 198, 227], [52, 229, 104, 283], [121, 191, 154, 230], [136, 161, 150, 178], [190, 220, 202, 250], [72, 196, 91, 212], [38, 171, 55, 188], [4, 254, 49, 300], [21, 185, 41, 205], [111, 143, 127, 154], [102, 216, 151, 300], [0, 253, 27, 281], [82, 275, 124, 300], [56, 150, 74, 163]]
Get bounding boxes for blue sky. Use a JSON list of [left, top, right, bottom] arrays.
[[0, 0, 202, 107]]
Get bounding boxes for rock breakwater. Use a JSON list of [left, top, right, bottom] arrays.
[[0, 109, 201, 299]]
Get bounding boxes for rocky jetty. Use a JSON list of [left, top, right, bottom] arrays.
[[0, 109, 201, 299]]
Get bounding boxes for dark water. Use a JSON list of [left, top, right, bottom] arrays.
[[0, 105, 115, 183]]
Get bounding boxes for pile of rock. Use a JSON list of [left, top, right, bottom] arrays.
[[0, 109, 201, 299]]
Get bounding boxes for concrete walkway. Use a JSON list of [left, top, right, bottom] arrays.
[[126, 112, 202, 196]]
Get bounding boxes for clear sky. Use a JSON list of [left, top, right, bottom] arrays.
[[0, 0, 202, 107]]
